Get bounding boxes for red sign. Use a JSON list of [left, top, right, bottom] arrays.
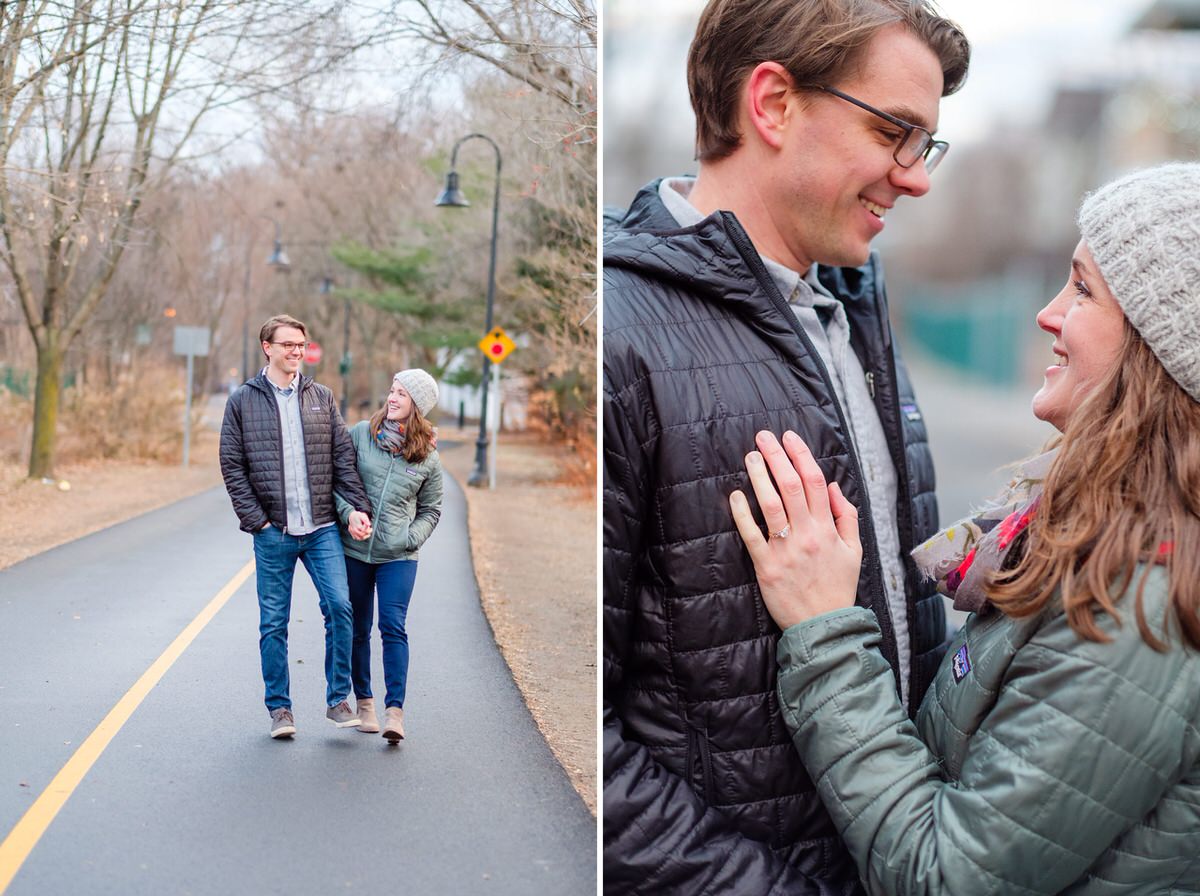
[[305, 341, 323, 365]]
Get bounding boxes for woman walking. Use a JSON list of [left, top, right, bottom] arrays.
[[729, 163, 1200, 893], [337, 369, 444, 742]]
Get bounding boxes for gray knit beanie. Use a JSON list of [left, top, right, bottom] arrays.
[[393, 368, 439, 417], [1077, 162, 1200, 402]]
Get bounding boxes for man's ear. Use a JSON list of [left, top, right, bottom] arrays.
[[744, 61, 796, 150]]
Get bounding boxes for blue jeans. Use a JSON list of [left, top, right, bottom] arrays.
[[252, 523, 353, 711], [345, 555, 418, 708]]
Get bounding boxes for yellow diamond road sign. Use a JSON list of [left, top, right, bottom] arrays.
[[478, 326, 516, 363]]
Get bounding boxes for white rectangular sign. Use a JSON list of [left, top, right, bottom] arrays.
[[173, 325, 210, 357]]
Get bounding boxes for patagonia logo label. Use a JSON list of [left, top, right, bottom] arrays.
[[901, 403, 922, 422], [952, 644, 971, 682], [406, 467, 419, 476]]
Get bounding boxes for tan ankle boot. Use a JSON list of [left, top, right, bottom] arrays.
[[382, 706, 405, 742], [356, 698, 379, 733]]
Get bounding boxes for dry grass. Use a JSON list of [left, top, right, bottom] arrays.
[[0, 390, 32, 468], [522, 388, 596, 491], [1, 362, 202, 470]]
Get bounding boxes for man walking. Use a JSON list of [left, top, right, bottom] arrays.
[[220, 313, 375, 739], [603, 1, 970, 892]]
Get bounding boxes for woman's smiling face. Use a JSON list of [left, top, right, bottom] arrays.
[[1031, 240, 1128, 432], [386, 382, 413, 422]]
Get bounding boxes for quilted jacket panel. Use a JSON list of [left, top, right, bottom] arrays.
[[777, 567, 1200, 895], [603, 182, 943, 894], [219, 372, 371, 533], [335, 420, 443, 563]]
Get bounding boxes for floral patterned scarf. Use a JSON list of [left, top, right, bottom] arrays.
[[911, 449, 1057, 613]]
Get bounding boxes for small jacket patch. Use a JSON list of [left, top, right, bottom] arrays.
[[901, 403, 922, 422], [952, 644, 971, 682]]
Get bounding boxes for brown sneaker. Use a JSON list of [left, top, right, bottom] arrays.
[[356, 698, 380, 733], [382, 706, 405, 742], [325, 700, 361, 728], [270, 708, 295, 739]]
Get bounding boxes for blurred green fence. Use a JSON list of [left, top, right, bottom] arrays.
[[901, 279, 1041, 387], [1, 366, 30, 397]]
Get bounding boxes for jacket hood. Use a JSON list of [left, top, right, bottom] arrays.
[[606, 178, 882, 313]]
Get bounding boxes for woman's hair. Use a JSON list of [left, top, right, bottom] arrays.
[[686, 0, 970, 161], [368, 402, 436, 464], [988, 322, 1200, 650]]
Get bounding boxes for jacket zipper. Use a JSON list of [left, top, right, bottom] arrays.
[[723, 214, 896, 674], [365, 452, 396, 564], [868, 277, 924, 717]]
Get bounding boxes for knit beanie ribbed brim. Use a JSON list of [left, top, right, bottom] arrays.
[[1077, 162, 1200, 402], [393, 369, 439, 417]]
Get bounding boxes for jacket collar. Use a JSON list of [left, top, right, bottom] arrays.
[[607, 178, 881, 315], [248, 368, 311, 396]]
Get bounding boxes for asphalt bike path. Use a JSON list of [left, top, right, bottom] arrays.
[[0, 474, 595, 894]]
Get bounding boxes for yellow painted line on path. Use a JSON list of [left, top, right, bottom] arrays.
[[0, 559, 255, 894]]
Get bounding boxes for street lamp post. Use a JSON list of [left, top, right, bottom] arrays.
[[241, 216, 291, 382], [436, 133, 501, 488], [319, 276, 352, 418]]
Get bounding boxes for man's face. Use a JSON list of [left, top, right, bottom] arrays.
[[262, 326, 306, 379], [772, 24, 945, 268]]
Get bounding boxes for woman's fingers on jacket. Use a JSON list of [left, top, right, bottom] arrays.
[[729, 490, 767, 562], [774, 430, 834, 525], [828, 481, 862, 554], [744, 449, 790, 537], [754, 430, 815, 530]]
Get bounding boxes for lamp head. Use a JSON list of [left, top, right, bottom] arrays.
[[435, 170, 469, 207], [267, 239, 290, 272]]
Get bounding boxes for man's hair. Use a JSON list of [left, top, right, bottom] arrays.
[[988, 323, 1200, 652], [259, 314, 307, 352], [687, 0, 971, 161]]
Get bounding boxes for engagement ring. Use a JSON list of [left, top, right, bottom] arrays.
[[769, 525, 791, 540]]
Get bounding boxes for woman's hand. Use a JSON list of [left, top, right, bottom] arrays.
[[729, 430, 863, 629], [347, 510, 372, 541]]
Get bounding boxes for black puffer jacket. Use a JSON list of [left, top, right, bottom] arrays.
[[219, 371, 371, 534], [603, 182, 943, 895]]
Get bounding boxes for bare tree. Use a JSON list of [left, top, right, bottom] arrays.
[[386, 0, 596, 456], [380, 0, 595, 145], [0, 0, 351, 478]]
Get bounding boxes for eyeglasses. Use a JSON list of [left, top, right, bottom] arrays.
[[807, 85, 948, 173], [269, 341, 308, 352]]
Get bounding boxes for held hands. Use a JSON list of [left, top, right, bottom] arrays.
[[729, 431, 863, 630], [347, 510, 373, 541]]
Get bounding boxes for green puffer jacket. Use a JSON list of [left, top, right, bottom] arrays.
[[335, 420, 443, 564], [776, 565, 1200, 896]]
